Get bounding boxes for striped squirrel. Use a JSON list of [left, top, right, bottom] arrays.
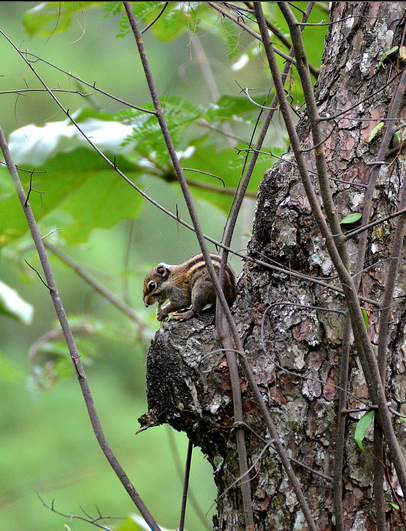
[[143, 253, 236, 321]]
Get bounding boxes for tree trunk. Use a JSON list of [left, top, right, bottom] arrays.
[[139, 3, 406, 530]]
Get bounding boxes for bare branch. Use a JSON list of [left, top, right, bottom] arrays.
[[179, 440, 193, 531], [38, 495, 122, 530]]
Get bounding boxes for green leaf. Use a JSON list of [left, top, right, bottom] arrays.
[[121, 96, 208, 168], [206, 94, 272, 122], [361, 307, 369, 328], [0, 149, 143, 248], [354, 410, 375, 451], [110, 2, 191, 42], [0, 280, 34, 324], [368, 121, 384, 143], [46, 152, 143, 245], [127, 2, 165, 23], [2, 114, 146, 247], [150, 3, 190, 42], [181, 144, 266, 212], [381, 46, 399, 67], [217, 16, 242, 61], [340, 212, 362, 225], [23, 2, 103, 37], [389, 502, 400, 510], [103, 2, 123, 18], [114, 516, 145, 531]]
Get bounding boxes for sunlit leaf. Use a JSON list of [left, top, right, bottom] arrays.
[[23, 2, 103, 37], [7, 113, 135, 167], [0, 280, 34, 325], [340, 212, 362, 225], [354, 410, 375, 451], [368, 122, 384, 142], [114, 516, 145, 531], [115, 514, 175, 531], [150, 3, 190, 42], [381, 45, 399, 67]]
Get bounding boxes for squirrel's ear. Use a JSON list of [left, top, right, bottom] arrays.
[[156, 265, 170, 278]]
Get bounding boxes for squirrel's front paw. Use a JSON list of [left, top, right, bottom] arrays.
[[157, 309, 169, 321], [173, 309, 195, 321]]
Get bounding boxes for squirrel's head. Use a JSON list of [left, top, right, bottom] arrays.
[[142, 263, 171, 307]]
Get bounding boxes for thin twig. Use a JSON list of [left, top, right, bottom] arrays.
[[0, 88, 93, 97], [166, 428, 211, 531], [38, 494, 122, 530], [179, 440, 193, 531]]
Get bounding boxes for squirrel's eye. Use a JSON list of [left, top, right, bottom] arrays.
[[148, 281, 156, 291]]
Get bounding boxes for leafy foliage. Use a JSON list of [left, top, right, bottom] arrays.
[[23, 1, 103, 36], [13, 0, 330, 256], [3, 92, 275, 248], [0, 145, 143, 247]]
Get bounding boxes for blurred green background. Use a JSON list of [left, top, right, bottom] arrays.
[[0, 2, 328, 530]]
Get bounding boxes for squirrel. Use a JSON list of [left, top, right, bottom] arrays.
[[143, 253, 237, 321]]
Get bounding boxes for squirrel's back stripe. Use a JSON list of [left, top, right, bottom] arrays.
[[185, 253, 234, 283]]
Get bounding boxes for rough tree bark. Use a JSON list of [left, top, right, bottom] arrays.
[[139, 3, 406, 530]]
